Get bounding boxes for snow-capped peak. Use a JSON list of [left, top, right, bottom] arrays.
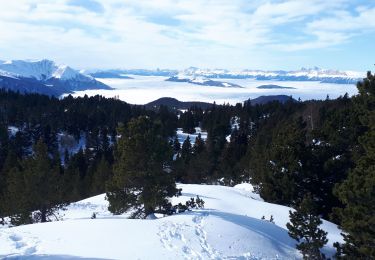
[[0, 59, 97, 82], [0, 59, 57, 80], [177, 66, 364, 83], [0, 59, 111, 95], [52, 65, 81, 80]]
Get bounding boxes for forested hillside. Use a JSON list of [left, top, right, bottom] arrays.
[[0, 72, 374, 258]]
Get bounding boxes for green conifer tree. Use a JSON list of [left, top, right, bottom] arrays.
[[91, 156, 112, 195], [180, 136, 192, 162], [6, 165, 33, 225], [257, 118, 307, 205], [287, 194, 328, 260], [192, 133, 205, 155], [106, 116, 180, 218], [172, 136, 181, 153], [7, 139, 66, 224], [185, 133, 209, 183], [23, 139, 66, 223], [333, 71, 375, 258]]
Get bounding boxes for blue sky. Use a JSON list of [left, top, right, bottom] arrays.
[[0, 0, 374, 71]]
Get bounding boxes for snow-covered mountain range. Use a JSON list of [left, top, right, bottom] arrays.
[[91, 66, 363, 87], [175, 66, 363, 84], [0, 59, 362, 97], [0, 59, 111, 96]]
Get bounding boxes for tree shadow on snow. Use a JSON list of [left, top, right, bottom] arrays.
[[180, 193, 217, 200]]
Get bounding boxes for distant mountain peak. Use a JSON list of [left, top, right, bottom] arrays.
[[52, 65, 83, 80], [0, 59, 56, 80], [176, 66, 363, 84], [0, 59, 111, 96], [300, 66, 321, 71]]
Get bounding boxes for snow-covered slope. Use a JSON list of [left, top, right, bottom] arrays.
[[0, 184, 343, 259], [0, 59, 111, 96]]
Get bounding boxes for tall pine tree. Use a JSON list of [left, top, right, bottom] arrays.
[[106, 116, 180, 218], [7, 139, 66, 224], [333, 71, 375, 258]]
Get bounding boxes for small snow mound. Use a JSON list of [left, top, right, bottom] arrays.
[[146, 214, 157, 220], [234, 183, 255, 193]]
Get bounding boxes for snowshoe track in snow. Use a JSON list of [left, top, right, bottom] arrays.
[[158, 221, 202, 259], [6, 232, 39, 256], [158, 211, 221, 260], [193, 212, 220, 259]]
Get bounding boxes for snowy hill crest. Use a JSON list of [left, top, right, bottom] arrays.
[[0, 184, 343, 259]]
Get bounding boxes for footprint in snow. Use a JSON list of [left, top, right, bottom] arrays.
[[8, 232, 39, 255], [9, 234, 22, 242], [24, 246, 37, 255]]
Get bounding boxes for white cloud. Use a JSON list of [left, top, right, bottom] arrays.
[[307, 7, 375, 32], [0, 0, 373, 69]]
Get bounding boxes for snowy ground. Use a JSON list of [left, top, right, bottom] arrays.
[[0, 184, 343, 259], [176, 127, 208, 145], [67, 76, 358, 105]]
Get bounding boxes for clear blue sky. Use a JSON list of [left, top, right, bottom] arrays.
[[0, 0, 374, 71]]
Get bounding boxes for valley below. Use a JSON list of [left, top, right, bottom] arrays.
[[69, 75, 358, 105]]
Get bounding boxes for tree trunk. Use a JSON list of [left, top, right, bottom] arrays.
[[144, 204, 154, 218], [41, 207, 47, 223]]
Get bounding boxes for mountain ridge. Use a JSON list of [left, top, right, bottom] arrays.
[[91, 66, 362, 85], [0, 59, 112, 96]]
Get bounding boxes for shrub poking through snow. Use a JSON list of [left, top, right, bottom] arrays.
[[168, 196, 205, 214]]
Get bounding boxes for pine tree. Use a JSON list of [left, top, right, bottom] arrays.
[[0, 124, 9, 224], [1, 148, 25, 224], [192, 133, 205, 155], [253, 117, 307, 205], [7, 139, 67, 224], [23, 139, 66, 223], [99, 127, 110, 157], [287, 194, 328, 260], [180, 110, 196, 134], [106, 116, 180, 218], [6, 164, 33, 225], [62, 162, 80, 202], [333, 71, 375, 258], [180, 136, 192, 161], [91, 155, 112, 195], [174, 136, 193, 182], [185, 134, 209, 183], [172, 136, 181, 154], [0, 123, 8, 170]]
